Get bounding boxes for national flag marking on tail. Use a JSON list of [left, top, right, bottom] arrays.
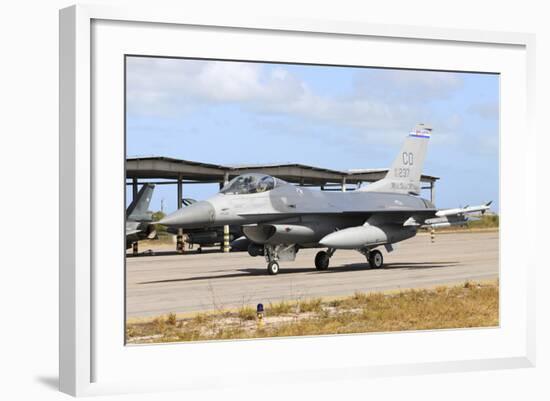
[[409, 127, 432, 138]]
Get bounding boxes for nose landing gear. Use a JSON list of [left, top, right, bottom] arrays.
[[267, 260, 280, 275], [263, 244, 298, 275]]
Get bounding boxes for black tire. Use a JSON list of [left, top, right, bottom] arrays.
[[315, 251, 330, 270], [368, 250, 384, 269], [196, 247, 202, 254], [267, 261, 280, 275]]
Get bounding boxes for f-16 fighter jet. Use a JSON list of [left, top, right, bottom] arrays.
[[158, 125, 491, 274], [126, 183, 157, 250]]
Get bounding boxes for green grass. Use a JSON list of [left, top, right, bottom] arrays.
[[127, 281, 499, 344]]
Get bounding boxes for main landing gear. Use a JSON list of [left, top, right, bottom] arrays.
[[316, 248, 383, 270], [359, 248, 384, 269], [368, 249, 384, 269], [315, 247, 385, 271], [314, 248, 335, 270]]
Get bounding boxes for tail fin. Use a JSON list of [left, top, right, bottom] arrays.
[[361, 124, 431, 195], [127, 183, 155, 221]]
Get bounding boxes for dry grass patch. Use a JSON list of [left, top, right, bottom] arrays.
[[237, 306, 257, 321], [126, 280, 499, 344], [298, 298, 323, 313], [268, 300, 294, 315]]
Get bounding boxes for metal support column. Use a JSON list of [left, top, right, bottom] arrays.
[[132, 177, 138, 201], [222, 172, 230, 253], [176, 174, 184, 253], [341, 177, 347, 192]]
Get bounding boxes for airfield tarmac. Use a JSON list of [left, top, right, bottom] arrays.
[[126, 230, 499, 318]]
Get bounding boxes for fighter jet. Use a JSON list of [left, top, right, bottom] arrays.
[[158, 125, 491, 274], [126, 183, 156, 250]]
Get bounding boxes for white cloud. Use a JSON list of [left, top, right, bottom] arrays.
[[352, 69, 463, 102], [126, 57, 466, 143]]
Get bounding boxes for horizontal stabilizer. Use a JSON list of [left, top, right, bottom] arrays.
[[435, 201, 492, 217]]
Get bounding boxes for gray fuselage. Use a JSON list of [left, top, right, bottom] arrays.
[[161, 183, 435, 248]]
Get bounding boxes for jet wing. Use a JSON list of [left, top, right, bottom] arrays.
[[238, 202, 490, 226], [360, 209, 438, 225], [238, 212, 304, 220], [421, 202, 492, 228], [238, 209, 439, 225]]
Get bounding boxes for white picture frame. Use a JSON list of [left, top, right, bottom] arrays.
[[59, 4, 536, 397]]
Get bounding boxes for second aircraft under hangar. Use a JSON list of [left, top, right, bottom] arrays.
[[158, 124, 491, 275]]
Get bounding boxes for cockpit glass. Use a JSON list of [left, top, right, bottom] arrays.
[[220, 174, 280, 195]]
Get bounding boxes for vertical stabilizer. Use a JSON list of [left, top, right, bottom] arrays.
[[127, 183, 155, 221], [360, 124, 431, 195]]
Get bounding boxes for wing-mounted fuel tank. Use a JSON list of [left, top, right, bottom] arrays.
[[319, 224, 417, 249], [243, 224, 319, 245]]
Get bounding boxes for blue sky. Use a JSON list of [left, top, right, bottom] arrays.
[[126, 56, 499, 213]]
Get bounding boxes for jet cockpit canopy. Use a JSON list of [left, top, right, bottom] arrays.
[[220, 173, 285, 195]]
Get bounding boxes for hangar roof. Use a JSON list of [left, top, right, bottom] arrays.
[[126, 156, 439, 186]]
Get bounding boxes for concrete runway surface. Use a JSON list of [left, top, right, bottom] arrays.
[[126, 231, 499, 318]]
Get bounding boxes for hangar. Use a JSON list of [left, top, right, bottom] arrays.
[[126, 156, 439, 252]]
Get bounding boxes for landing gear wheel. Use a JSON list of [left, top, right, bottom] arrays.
[[267, 261, 280, 275], [315, 251, 330, 270], [197, 247, 202, 254], [368, 250, 384, 269]]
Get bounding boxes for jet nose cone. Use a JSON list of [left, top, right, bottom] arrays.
[[157, 201, 215, 228]]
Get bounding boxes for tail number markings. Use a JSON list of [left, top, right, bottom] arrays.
[[402, 152, 414, 165], [395, 168, 410, 178]]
